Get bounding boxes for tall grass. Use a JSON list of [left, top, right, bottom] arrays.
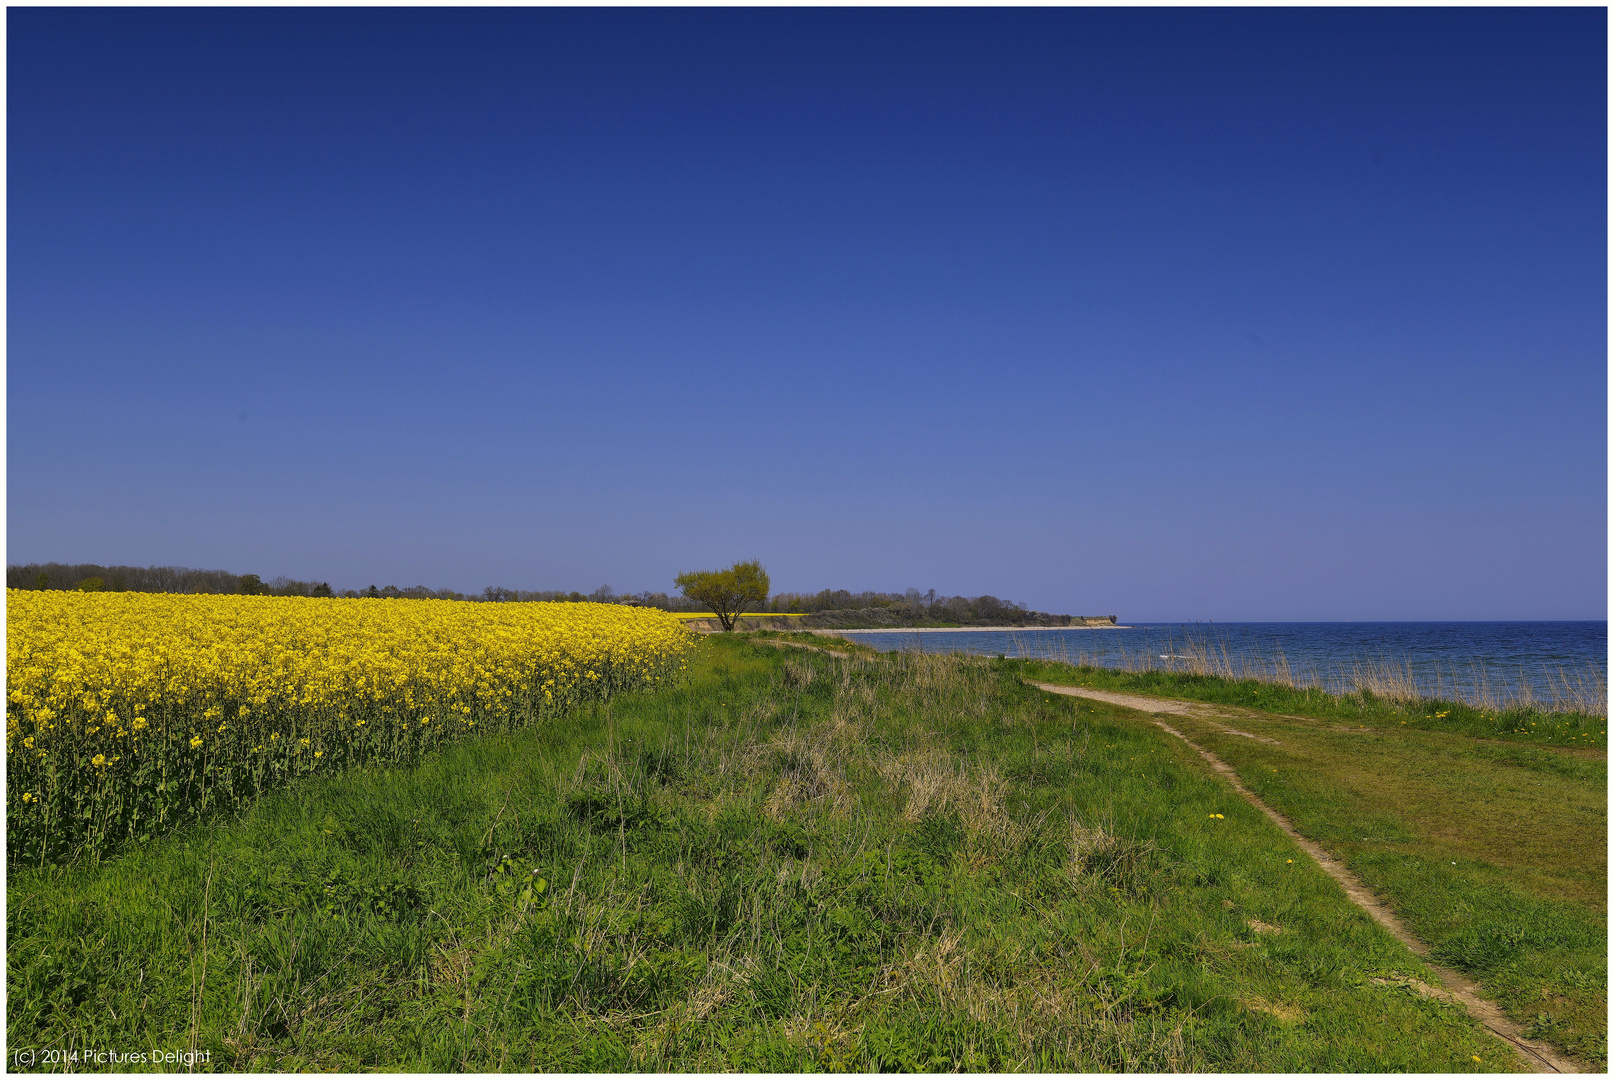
[[8, 638, 1532, 1072], [1007, 630, 1607, 718]]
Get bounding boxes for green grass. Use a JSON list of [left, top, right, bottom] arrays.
[[1025, 660, 1607, 1066], [1020, 657, 1607, 749], [8, 639, 1531, 1071], [745, 629, 879, 657]]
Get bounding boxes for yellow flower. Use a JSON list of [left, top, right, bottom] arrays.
[[21, 792, 34, 803], [91, 753, 107, 766], [4, 588, 697, 850], [313, 750, 323, 758]]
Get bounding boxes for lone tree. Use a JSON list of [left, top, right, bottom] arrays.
[[675, 560, 770, 631]]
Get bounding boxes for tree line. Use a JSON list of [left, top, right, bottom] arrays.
[[7, 563, 1082, 624], [11, 563, 252, 595], [757, 588, 1075, 626], [6, 564, 706, 609], [8, 563, 431, 600], [477, 585, 708, 611]]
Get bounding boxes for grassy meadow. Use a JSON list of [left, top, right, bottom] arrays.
[[7, 635, 1571, 1071], [1025, 658, 1607, 1066]]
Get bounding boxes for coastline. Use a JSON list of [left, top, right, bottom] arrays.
[[823, 625, 1134, 633]]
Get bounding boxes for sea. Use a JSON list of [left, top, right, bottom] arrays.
[[835, 621, 1607, 713]]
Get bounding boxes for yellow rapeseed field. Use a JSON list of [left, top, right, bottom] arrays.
[[6, 590, 697, 862]]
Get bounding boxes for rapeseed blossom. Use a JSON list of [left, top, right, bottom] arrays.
[[7, 590, 696, 861]]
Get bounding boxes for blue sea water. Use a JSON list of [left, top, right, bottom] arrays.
[[837, 622, 1607, 712]]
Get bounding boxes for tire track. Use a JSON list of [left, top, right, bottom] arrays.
[[1032, 680, 1581, 1074]]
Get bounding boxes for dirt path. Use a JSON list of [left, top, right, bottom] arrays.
[[1045, 685, 1285, 744], [1031, 681, 1580, 1074]]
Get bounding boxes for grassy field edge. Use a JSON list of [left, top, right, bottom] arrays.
[[7, 638, 1546, 1071], [1022, 657, 1607, 1067], [1019, 657, 1606, 748]]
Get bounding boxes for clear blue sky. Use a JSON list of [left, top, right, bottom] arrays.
[[8, 8, 1606, 620]]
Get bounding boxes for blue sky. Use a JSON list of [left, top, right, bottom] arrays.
[[8, 8, 1606, 620]]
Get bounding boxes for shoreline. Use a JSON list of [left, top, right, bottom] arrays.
[[823, 625, 1134, 633]]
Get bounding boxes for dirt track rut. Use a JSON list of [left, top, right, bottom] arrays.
[[1032, 681, 1582, 1074]]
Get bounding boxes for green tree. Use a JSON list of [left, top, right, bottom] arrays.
[[74, 577, 104, 592], [237, 574, 266, 596], [674, 560, 770, 631]]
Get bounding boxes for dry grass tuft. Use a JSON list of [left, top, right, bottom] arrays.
[[872, 930, 1200, 1071], [1068, 818, 1114, 866], [1241, 996, 1307, 1024], [781, 658, 816, 689], [680, 955, 757, 1021], [747, 724, 857, 819], [1065, 815, 1162, 896], [873, 747, 1024, 848]]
